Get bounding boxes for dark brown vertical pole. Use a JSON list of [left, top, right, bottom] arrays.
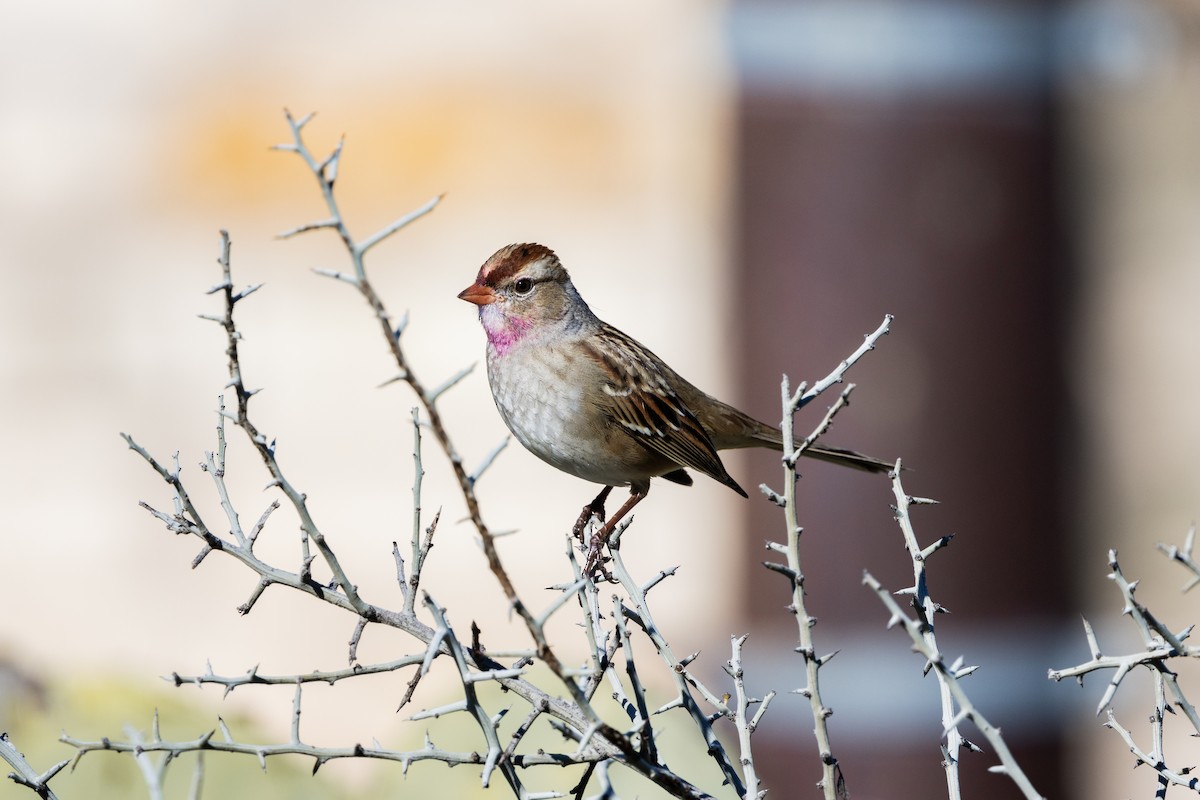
[[729, 4, 1070, 797]]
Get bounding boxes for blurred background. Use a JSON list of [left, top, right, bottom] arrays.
[[2, 1, 1199, 798]]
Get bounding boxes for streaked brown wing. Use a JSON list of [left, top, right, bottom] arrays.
[[581, 323, 742, 493]]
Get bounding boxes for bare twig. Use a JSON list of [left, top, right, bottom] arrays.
[[1156, 524, 1200, 593], [608, 539, 741, 795], [164, 655, 426, 697], [2, 732, 66, 800], [270, 111, 716, 800], [886, 470, 975, 798], [421, 595, 518, 792], [864, 572, 1043, 799], [113, 232, 630, 788], [126, 719, 169, 800], [62, 725, 601, 773], [769, 380, 856, 800], [725, 634, 773, 800], [188, 751, 204, 800], [1105, 710, 1198, 793], [866, 469, 1042, 798], [99, 113, 795, 800], [1050, 552, 1200, 730], [795, 315, 891, 410], [1049, 544, 1200, 795], [200, 230, 368, 616]]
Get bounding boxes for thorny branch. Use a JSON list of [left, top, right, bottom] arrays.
[[724, 634, 775, 800], [1049, 544, 1200, 796], [62, 112, 767, 800], [747, 314, 890, 800], [885, 472, 977, 800], [270, 111, 716, 798], [864, 568, 1044, 800], [1157, 524, 1200, 593], [12, 111, 1200, 800], [55, 113, 897, 800], [2, 733, 66, 800], [100, 228, 619, 798], [864, 467, 1042, 799], [764, 383, 854, 800]]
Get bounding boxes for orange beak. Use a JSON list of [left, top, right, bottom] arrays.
[[457, 282, 497, 306]]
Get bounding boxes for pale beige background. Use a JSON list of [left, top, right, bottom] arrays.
[[3, 2, 1200, 798], [0, 0, 737, 758], [1066, 19, 1200, 795]]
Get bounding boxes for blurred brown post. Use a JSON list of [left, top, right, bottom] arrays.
[[728, 3, 1071, 797]]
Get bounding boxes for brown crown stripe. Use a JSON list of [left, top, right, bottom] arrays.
[[479, 243, 559, 287]]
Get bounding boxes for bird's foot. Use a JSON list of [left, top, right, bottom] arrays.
[[572, 486, 613, 546], [575, 486, 640, 583], [572, 505, 603, 545]]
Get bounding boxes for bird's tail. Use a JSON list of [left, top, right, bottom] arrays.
[[742, 419, 895, 474], [703, 398, 896, 474], [800, 443, 895, 474]]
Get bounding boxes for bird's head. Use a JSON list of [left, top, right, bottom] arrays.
[[458, 243, 589, 353]]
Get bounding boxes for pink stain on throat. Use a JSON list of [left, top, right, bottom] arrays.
[[479, 305, 533, 356]]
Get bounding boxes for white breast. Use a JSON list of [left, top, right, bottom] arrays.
[[486, 343, 636, 487]]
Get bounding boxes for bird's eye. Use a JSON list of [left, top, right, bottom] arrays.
[[513, 278, 534, 295]]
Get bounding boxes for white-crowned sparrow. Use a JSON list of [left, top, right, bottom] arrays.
[[458, 243, 889, 565]]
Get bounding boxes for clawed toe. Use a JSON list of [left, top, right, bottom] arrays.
[[572, 486, 643, 583], [573, 486, 613, 545], [572, 505, 604, 544]]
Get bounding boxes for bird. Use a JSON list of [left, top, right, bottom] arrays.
[[458, 243, 891, 571]]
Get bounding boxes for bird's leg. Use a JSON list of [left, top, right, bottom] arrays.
[[583, 489, 646, 577], [573, 485, 614, 545]]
